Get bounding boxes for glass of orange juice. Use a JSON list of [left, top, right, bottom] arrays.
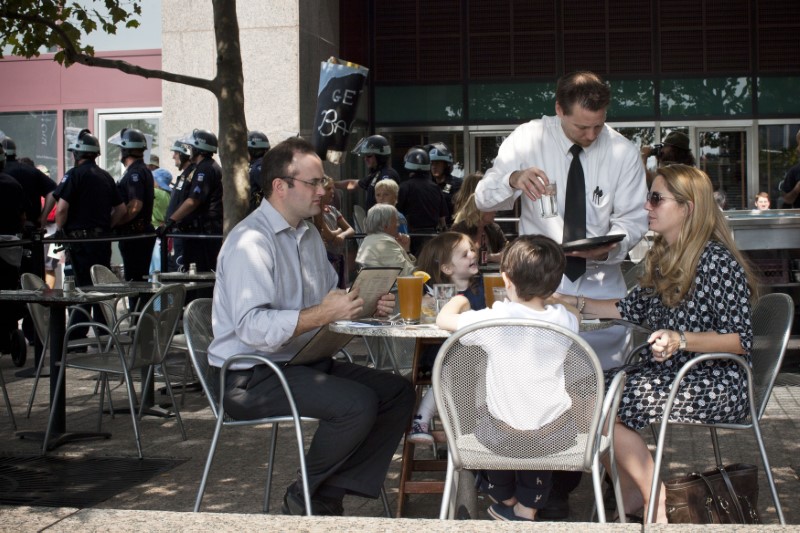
[[397, 275, 424, 324], [483, 272, 504, 308]]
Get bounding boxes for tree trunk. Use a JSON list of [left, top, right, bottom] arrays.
[[213, 0, 249, 234]]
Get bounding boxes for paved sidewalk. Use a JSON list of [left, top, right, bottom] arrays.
[[0, 340, 798, 531]]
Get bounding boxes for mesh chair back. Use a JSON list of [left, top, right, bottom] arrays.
[[749, 293, 793, 420], [184, 299, 220, 418], [128, 284, 186, 370], [433, 318, 604, 472], [20, 273, 48, 343], [90, 264, 123, 325]]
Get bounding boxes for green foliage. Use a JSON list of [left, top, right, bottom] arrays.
[[0, 0, 142, 65]]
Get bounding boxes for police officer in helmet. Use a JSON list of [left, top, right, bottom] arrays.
[[397, 147, 447, 255], [425, 142, 462, 225], [160, 128, 223, 293], [49, 129, 125, 337], [247, 130, 270, 212], [164, 140, 195, 271], [108, 128, 155, 308], [336, 134, 400, 209]]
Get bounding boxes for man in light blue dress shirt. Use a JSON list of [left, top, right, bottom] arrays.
[[209, 137, 415, 516]]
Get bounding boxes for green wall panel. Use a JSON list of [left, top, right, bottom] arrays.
[[469, 82, 555, 122], [758, 77, 800, 115], [660, 77, 752, 117], [375, 85, 463, 124], [608, 79, 655, 118]]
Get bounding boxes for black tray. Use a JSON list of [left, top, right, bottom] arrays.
[[562, 234, 625, 252]]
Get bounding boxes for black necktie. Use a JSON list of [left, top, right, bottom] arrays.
[[563, 144, 586, 281]]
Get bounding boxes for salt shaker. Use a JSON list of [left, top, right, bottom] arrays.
[[189, 263, 198, 275], [63, 275, 75, 293]]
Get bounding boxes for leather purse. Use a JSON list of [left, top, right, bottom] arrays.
[[664, 463, 760, 524]]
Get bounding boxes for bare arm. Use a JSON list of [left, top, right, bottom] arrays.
[[116, 199, 143, 225], [648, 330, 745, 363], [169, 197, 201, 223], [294, 289, 364, 336], [436, 294, 471, 331], [782, 180, 800, 205], [55, 199, 69, 229], [335, 179, 361, 191], [110, 202, 127, 228]]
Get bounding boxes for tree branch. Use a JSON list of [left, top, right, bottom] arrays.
[[1, 9, 216, 93]]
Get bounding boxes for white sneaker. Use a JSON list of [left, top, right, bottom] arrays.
[[407, 419, 434, 444]]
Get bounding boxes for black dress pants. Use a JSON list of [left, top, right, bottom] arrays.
[[67, 241, 111, 338], [224, 358, 415, 498], [119, 235, 155, 310]]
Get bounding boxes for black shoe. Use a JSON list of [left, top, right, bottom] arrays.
[[280, 486, 344, 516], [537, 494, 569, 521]]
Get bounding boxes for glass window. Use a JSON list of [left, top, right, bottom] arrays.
[[660, 77, 752, 117], [698, 129, 748, 209], [375, 85, 463, 124], [97, 112, 161, 180], [380, 131, 465, 178], [608, 79, 655, 119], [0, 111, 58, 178], [63, 110, 89, 178], [758, 124, 800, 208]]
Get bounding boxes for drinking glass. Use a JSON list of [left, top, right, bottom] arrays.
[[433, 283, 456, 314], [397, 276, 424, 324], [483, 273, 504, 308], [539, 182, 558, 218]]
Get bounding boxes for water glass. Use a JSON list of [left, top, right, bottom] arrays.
[[539, 182, 558, 218], [492, 287, 508, 303], [433, 283, 456, 314]]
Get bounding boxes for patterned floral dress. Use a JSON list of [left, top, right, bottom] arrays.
[[607, 241, 753, 430]]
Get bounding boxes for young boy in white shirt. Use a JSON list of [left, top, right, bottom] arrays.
[[436, 234, 580, 522]]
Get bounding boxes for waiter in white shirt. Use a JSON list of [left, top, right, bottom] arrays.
[[476, 71, 648, 519]]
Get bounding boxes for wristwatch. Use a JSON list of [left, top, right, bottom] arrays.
[[678, 331, 687, 350]]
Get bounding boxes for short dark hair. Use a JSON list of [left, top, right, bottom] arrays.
[[500, 235, 565, 300], [556, 71, 611, 115], [260, 137, 316, 199]]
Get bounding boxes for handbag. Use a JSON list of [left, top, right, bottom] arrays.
[[664, 463, 760, 524]]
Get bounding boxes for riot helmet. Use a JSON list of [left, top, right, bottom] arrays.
[[182, 128, 218, 157], [247, 130, 270, 159], [0, 144, 5, 171], [352, 135, 391, 167], [404, 147, 431, 172], [426, 142, 453, 174], [170, 139, 192, 167], [108, 128, 147, 160], [1, 137, 17, 159], [67, 129, 101, 160]]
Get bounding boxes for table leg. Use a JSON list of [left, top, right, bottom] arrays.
[[17, 304, 111, 449]]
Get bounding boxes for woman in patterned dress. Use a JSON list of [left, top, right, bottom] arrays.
[[561, 165, 758, 522]]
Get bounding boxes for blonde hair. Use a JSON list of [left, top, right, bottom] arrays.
[[452, 171, 483, 215], [453, 193, 482, 227], [641, 165, 758, 307], [374, 178, 399, 199]]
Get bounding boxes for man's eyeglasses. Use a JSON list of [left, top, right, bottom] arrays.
[[646, 191, 677, 207], [283, 176, 326, 189]]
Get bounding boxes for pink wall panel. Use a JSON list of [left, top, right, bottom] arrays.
[[0, 49, 162, 111]]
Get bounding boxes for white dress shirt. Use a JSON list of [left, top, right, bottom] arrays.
[[476, 115, 648, 300], [208, 200, 338, 369]]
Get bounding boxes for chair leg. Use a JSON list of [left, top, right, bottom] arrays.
[[438, 454, 456, 519], [42, 359, 68, 455], [180, 351, 192, 407], [96, 373, 107, 432], [750, 419, 786, 524], [26, 333, 49, 418], [591, 459, 608, 522], [0, 366, 16, 431], [160, 362, 187, 440], [709, 427, 724, 467], [380, 484, 391, 518], [263, 423, 280, 513], [195, 413, 225, 512], [121, 369, 143, 459]]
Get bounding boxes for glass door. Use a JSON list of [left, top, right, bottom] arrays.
[[698, 128, 749, 210]]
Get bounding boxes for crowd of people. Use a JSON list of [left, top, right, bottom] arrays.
[[0, 68, 796, 523]]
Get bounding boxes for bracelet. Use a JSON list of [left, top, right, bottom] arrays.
[[577, 295, 586, 313]]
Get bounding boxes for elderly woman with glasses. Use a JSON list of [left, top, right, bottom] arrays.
[[355, 203, 416, 276], [561, 164, 758, 523]]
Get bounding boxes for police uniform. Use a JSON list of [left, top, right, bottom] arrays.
[[358, 165, 400, 209], [397, 172, 447, 256], [116, 159, 155, 304], [0, 173, 27, 353], [3, 159, 55, 229], [437, 174, 463, 225], [248, 156, 264, 212], [165, 163, 195, 271], [179, 155, 223, 274], [52, 159, 122, 335]]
